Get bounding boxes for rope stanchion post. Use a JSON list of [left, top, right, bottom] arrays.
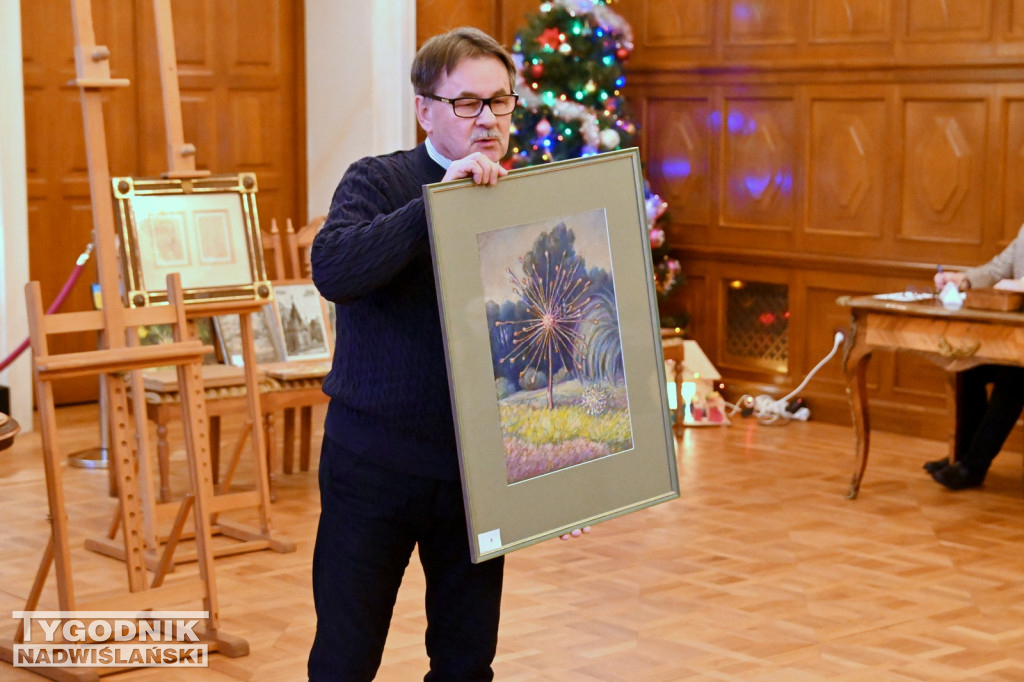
[[67, 376, 109, 471], [0, 243, 93, 373]]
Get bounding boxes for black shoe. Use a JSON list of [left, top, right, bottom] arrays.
[[923, 458, 950, 474], [931, 462, 985, 491]]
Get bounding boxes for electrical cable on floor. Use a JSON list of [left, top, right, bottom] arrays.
[[725, 330, 846, 426]]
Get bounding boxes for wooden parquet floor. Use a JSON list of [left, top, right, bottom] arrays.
[[2, 403, 1024, 680]]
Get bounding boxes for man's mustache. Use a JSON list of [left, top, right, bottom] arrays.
[[471, 130, 503, 143]]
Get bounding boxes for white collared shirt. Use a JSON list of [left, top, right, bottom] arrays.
[[425, 137, 452, 170]]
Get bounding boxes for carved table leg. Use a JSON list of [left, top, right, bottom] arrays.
[[845, 340, 873, 499]]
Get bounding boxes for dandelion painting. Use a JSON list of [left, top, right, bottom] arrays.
[[478, 209, 633, 484]]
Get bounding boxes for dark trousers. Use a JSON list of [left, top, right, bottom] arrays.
[[956, 365, 1024, 475], [308, 436, 504, 681]]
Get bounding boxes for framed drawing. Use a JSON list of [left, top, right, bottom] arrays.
[[213, 308, 284, 367], [424, 148, 679, 563], [268, 280, 333, 361], [111, 173, 272, 308]]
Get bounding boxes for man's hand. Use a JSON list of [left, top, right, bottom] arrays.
[[560, 526, 592, 541], [443, 152, 508, 186]]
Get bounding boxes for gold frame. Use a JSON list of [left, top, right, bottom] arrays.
[[424, 149, 679, 563], [111, 173, 272, 308]]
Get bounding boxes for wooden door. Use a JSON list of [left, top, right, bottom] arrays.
[[416, 0, 536, 49], [21, 0, 305, 404]]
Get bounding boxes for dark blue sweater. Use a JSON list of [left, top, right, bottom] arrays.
[[311, 144, 458, 481]]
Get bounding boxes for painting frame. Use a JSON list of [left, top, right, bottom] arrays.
[[111, 173, 272, 308], [424, 149, 679, 563], [212, 307, 286, 367], [267, 279, 334, 362]]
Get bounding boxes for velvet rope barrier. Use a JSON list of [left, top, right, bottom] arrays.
[[0, 243, 93, 372]]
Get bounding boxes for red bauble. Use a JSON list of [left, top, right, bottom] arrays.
[[529, 62, 545, 79], [616, 47, 629, 60], [538, 27, 562, 49]]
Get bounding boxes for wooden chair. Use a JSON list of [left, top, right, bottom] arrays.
[[258, 216, 331, 474], [141, 364, 269, 500], [142, 216, 331, 501], [263, 215, 325, 281]]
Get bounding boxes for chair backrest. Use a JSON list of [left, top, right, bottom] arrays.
[[263, 216, 326, 281]]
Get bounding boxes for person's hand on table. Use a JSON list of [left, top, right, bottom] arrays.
[[934, 269, 967, 291]]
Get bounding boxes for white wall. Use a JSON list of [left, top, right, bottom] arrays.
[[0, 2, 417, 430], [0, 2, 31, 429], [305, 0, 417, 217]]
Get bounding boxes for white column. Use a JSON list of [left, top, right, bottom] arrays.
[[0, 1, 32, 430], [304, 0, 417, 218]]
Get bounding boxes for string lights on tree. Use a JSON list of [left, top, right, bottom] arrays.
[[507, 0, 683, 304]]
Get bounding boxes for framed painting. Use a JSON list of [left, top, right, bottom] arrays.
[[111, 173, 272, 308], [424, 148, 679, 563], [212, 308, 285, 367], [268, 280, 333, 361]]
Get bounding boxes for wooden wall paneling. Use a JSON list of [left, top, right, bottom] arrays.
[[499, 0, 542, 46], [725, 0, 799, 47], [137, 0, 302, 226], [896, 0, 1004, 62], [805, 88, 889, 257], [671, 264, 711, 342], [898, 88, 990, 262], [221, 0, 298, 228], [810, 0, 894, 46], [719, 90, 799, 245], [1009, 0, 1024, 41], [415, 0, 541, 52], [417, 0, 499, 46], [643, 0, 715, 49], [644, 92, 715, 230], [904, 0, 992, 43], [609, 0, 718, 70], [1000, 89, 1024, 245]]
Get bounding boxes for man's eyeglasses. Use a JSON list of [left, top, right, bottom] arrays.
[[422, 93, 519, 118]]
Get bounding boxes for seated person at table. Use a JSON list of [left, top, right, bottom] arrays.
[[928, 226, 1024, 490]]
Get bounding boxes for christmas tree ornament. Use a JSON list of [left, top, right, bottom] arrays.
[[599, 128, 620, 149], [539, 27, 561, 49], [508, 0, 680, 307], [649, 227, 665, 249]]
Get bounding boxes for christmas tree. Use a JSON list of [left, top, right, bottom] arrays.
[[508, 0, 683, 306]]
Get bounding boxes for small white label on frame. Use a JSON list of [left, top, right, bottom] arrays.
[[478, 529, 502, 553]]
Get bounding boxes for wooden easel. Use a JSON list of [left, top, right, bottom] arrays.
[[0, 1, 246, 677], [82, 0, 293, 567]]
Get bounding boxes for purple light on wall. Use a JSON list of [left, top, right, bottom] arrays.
[[660, 158, 692, 181]]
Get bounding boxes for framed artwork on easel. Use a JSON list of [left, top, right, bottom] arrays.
[[212, 309, 284, 367], [268, 280, 333, 361], [111, 173, 272, 308]]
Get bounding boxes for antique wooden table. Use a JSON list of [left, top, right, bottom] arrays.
[[837, 294, 1024, 498]]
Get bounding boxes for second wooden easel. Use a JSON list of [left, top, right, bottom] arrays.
[[85, 0, 294, 567]]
